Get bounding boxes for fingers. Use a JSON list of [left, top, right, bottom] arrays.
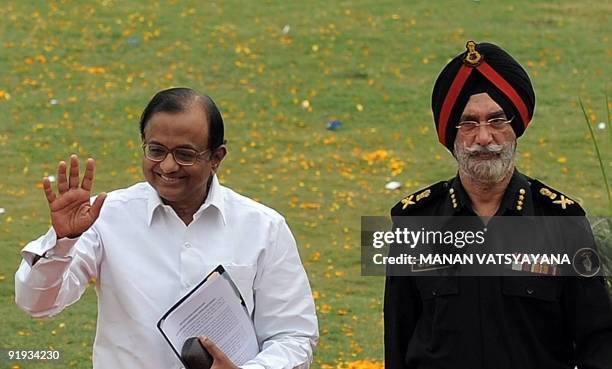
[[56, 156, 96, 194], [198, 337, 225, 360], [42, 177, 56, 204], [57, 161, 68, 194], [68, 154, 80, 189], [90, 192, 107, 219], [81, 158, 95, 192]]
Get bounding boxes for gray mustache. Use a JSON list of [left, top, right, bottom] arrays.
[[464, 144, 505, 154]]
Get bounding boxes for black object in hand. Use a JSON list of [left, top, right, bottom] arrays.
[[181, 337, 214, 369]]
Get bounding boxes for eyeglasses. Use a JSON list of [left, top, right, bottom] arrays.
[[455, 116, 514, 134], [142, 143, 211, 166]]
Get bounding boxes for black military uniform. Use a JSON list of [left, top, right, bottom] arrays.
[[384, 170, 612, 369], [384, 40, 612, 369]]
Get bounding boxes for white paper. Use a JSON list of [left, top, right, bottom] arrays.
[[158, 269, 259, 365]]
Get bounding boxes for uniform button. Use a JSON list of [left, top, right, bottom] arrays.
[[432, 290, 438, 296], [526, 288, 534, 295], [184, 242, 192, 248]]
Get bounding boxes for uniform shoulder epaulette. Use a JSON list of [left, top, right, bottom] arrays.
[[391, 181, 447, 216], [530, 178, 585, 216]]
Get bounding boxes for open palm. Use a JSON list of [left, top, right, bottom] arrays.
[[43, 155, 107, 239]]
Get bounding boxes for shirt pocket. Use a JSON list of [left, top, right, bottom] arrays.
[[414, 277, 460, 350], [501, 277, 564, 336], [222, 264, 257, 315], [501, 277, 560, 302], [416, 276, 459, 300]]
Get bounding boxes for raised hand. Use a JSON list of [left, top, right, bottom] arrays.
[[43, 155, 107, 239]]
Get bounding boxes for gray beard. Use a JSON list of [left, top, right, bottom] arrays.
[[454, 140, 516, 184]]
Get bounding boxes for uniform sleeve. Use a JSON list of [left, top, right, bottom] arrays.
[[239, 219, 319, 369], [384, 275, 421, 369], [14, 226, 101, 318], [563, 276, 612, 369], [561, 216, 612, 368]]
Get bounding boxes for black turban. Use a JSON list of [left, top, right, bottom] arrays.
[[431, 41, 536, 151]]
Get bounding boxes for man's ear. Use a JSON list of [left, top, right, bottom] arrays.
[[211, 145, 227, 171]]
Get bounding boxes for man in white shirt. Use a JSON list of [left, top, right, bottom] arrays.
[[15, 87, 319, 369]]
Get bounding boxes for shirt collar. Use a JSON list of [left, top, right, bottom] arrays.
[[146, 174, 227, 226], [447, 170, 534, 216], [201, 174, 227, 225]]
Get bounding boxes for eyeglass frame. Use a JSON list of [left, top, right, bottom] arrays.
[[141, 142, 213, 166], [455, 116, 515, 133]]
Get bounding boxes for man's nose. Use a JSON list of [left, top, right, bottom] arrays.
[[473, 125, 494, 146], [159, 153, 180, 172]]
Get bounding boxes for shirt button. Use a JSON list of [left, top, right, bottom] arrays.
[[431, 290, 438, 296], [526, 288, 534, 295], [184, 242, 191, 248]]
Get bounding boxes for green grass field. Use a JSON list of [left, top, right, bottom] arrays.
[[1, 1, 610, 368]]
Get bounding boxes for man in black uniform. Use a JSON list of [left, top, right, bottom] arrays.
[[384, 41, 612, 369]]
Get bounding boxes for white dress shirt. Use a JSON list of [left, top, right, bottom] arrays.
[[15, 175, 318, 369]]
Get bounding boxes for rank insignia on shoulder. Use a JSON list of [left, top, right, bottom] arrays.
[[401, 189, 431, 209], [539, 187, 558, 200], [539, 187, 576, 209], [392, 181, 447, 215], [400, 195, 415, 209], [531, 179, 585, 215]]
